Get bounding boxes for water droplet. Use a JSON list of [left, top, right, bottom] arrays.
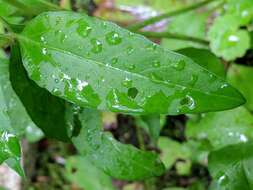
[[180, 95, 196, 110], [128, 87, 138, 99], [127, 47, 134, 55], [54, 78, 59, 83], [106, 31, 122, 45], [126, 64, 135, 70], [221, 84, 228, 89], [91, 39, 102, 53], [52, 88, 61, 96], [42, 48, 47, 55], [122, 77, 132, 88], [173, 60, 185, 71], [111, 57, 118, 65], [189, 74, 198, 86], [60, 34, 68, 43], [77, 20, 92, 38], [40, 36, 47, 44], [240, 134, 248, 142], [152, 60, 160, 68], [217, 173, 229, 187]]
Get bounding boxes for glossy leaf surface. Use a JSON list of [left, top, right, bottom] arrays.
[[10, 45, 69, 141], [18, 11, 245, 115], [65, 156, 115, 190], [208, 142, 253, 190], [227, 64, 253, 111], [186, 107, 253, 149], [72, 108, 165, 180]]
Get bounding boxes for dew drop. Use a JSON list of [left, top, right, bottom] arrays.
[[42, 48, 47, 55], [217, 173, 229, 187], [40, 36, 47, 44], [152, 60, 160, 68], [91, 39, 102, 53], [126, 64, 135, 70], [128, 87, 138, 99], [106, 31, 122, 45], [77, 20, 92, 38], [54, 78, 59, 83], [127, 47, 134, 55], [173, 60, 185, 71], [52, 88, 61, 96], [122, 77, 132, 88], [111, 57, 118, 65], [180, 95, 196, 110], [189, 74, 198, 86], [221, 83, 228, 89]]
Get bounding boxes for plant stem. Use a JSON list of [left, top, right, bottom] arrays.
[[127, 0, 219, 31], [139, 31, 209, 45]]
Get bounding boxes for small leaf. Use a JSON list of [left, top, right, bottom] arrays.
[[186, 107, 253, 149], [227, 0, 253, 25], [208, 142, 253, 190], [227, 64, 253, 111], [65, 156, 115, 190], [177, 48, 225, 78], [208, 14, 250, 61], [72, 108, 165, 180], [10, 44, 69, 141], [18, 11, 245, 115]]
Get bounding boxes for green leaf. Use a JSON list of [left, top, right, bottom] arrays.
[[176, 48, 225, 78], [208, 14, 250, 61], [186, 107, 253, 149], [135, 114, 161, 143], [72, 108, 165, 180], [208, 142, 253, 190], [9, 44, 69, 141], [0, 131, 24, 177], [161, 11, 208, 50], [227, 64, 253, 111], [0, 57, 42, 138], [158, 137, 191, 169], [65, 156, 115, 190], [18, 11, 245, 115], [227, 0, 253, 25]]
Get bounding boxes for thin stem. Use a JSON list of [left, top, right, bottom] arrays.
[[136, 125, 145, 150], [127, 0, 219, 31], [139, 31, 209, 45]]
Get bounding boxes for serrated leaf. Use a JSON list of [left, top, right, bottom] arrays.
[[9, 44, 69, 141], [208, 14, 250, 61], [227, 0, 253, 25], [186, 107, 253, 149], [177, 48, 225, 78], [208, 142, 253, 190], [161, 11, 208, 50], [65, 156, 115, 190], [227, 64, 253, 111], [18, 11, 245, 115], [72, 108, 165, 180]]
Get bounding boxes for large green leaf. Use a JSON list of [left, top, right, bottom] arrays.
[[72, 108, 165, 180], [18, 11, 244, 115], [65, 156, 115, 190], [227, 64, 253, 111], [177, 48, 225, 78], [9, 44, 69, 141], [208, 142, 253, 190], [186, 107, 253, 149]]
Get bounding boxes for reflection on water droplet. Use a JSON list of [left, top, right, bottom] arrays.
[[217, 174, 229, 187], [128, 87, 138, 99], [221, 84, 228, 89], [240, 134, 248, 142], [91, 39, 102, 53], [106, 31, 122, 45], [54, 78, 59, 83], [122, 77, 132, 88], [180, 95, 196, 110], [127, 47, 134, 55], [40, 36, 47, 44], [152, 60, 160, 68], [173, 60, 185, 71], [52, 88, 61, 96], [77, 20, 92, 38], [42, 48, 47, 55]]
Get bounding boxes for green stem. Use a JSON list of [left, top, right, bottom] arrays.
[[136, 125, 145, 150], [127, 0, 219, 31], [139, 31, 209, 45]]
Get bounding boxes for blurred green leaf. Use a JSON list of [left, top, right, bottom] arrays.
[[9, 44, 69, 141], [72, 108, 165, 180], [208, 14, 250, 61], [18, 11, 245, 115], [208, 142, 253, 190], [227, 0, 253, 25], [227, 64, 253, 111], [186, 107, 253, 149], [177, 48, 225, 78], [161, 11, 208, 50], [65, 156, 115, 190], [158, 137, 191, 169]]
